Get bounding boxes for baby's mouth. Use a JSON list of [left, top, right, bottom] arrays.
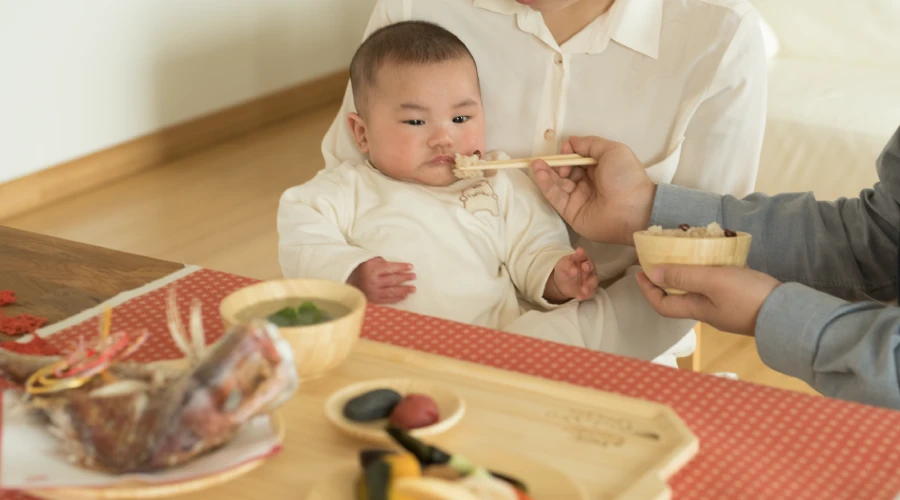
[[429, 154, 455, 166]]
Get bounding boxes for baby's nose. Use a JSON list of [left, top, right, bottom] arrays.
[[428, 128, 453, 148]]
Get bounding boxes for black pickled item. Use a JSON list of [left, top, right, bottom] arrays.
[[386, 425, 452, 466], [724, 229, 737, 237], [343, 389, 403, 422], [385, 425, 529, 493], [362, 459, 390, 500], [359, 449, 397, 469], [267, 301, 331, 327], [678, 224, 690, 231]]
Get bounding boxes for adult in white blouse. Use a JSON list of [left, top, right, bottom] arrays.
[[319, 0, 769, 365]]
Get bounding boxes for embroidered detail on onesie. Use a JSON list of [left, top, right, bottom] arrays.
[[459, 181, 500, 216]]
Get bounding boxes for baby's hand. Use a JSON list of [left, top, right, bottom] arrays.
[[347, 257, 416, 305], [545, 248, 599, 302]]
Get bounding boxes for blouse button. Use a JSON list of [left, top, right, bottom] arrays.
[[554, 53, 563, 64], [544, 129, 557, 140]]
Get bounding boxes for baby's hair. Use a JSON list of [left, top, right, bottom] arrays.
[[349, 20, 478, 114]]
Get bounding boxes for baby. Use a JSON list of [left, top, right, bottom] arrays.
[[278, 21, 615, 349]]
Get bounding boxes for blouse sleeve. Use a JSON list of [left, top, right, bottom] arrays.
[[670, 9, 769, 198]]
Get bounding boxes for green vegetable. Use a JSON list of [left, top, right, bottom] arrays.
[[267, 301, 331, 326], [359, 459, 390, 500], [359, 449, 397, 469]]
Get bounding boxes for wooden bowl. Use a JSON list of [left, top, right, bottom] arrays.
[[324, 378, 465, 445], [28, 413, 285, 500], [219, 278, 366, 380], [633, 229, 752, 295]]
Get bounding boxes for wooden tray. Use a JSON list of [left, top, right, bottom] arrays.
[[30, 340, 697, 500]]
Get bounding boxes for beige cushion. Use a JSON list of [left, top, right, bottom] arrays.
[[755, 58, 900, 200], [751, 0, 900, 68]]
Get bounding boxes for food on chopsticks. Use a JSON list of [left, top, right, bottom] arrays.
[[343, 388, 440, 430], [453, 151, 486, 179], [0, 289, 299, 474], [354, 426, 532, 500], [452, 150, 598, 180]]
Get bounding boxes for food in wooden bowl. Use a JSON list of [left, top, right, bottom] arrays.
[[219, 278, 367, 380], [632, 222, 752, 295], [325, 378, 465, 444]]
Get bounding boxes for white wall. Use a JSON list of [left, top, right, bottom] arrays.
[[0, 0, 376, 184]]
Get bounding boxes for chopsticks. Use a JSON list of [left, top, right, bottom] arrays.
[[455, 153, 598, 171]]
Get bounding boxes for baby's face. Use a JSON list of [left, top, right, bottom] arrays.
[[350, 58, 485, 187]]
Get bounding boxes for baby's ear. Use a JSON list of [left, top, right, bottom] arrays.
[[347, 113, 369, 154]]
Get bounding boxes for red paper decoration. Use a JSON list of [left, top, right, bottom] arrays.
[[0, 290, 48, 336]]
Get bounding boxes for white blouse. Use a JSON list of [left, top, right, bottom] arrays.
[[320, 0, 768, 298]]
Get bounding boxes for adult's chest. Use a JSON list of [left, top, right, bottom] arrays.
[[432, 9, 711, 184]]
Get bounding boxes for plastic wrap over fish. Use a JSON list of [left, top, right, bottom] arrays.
[[0, 318, 299, 474]]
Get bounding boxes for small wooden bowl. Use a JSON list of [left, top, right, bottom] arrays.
[[324, 378, 465, 445], [219, 278, 366, 380], [633, 229, 752, 295]]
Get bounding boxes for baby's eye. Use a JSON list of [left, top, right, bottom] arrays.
[[404, 120, 425, 126], [453, 116, 469, 124]]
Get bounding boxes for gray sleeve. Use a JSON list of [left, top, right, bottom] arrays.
[[650, 124, 900, 302], [755, 283, 900, 409]]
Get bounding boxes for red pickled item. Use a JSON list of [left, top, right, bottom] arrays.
[[389, 393, 440, 430]]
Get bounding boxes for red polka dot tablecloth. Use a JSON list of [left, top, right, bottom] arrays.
[[2, 267, 900, 500]]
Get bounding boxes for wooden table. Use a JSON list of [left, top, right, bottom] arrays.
[[4, 226, 900, 500], [0, 227, 694, 499], [0, 225, 181, 340]]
